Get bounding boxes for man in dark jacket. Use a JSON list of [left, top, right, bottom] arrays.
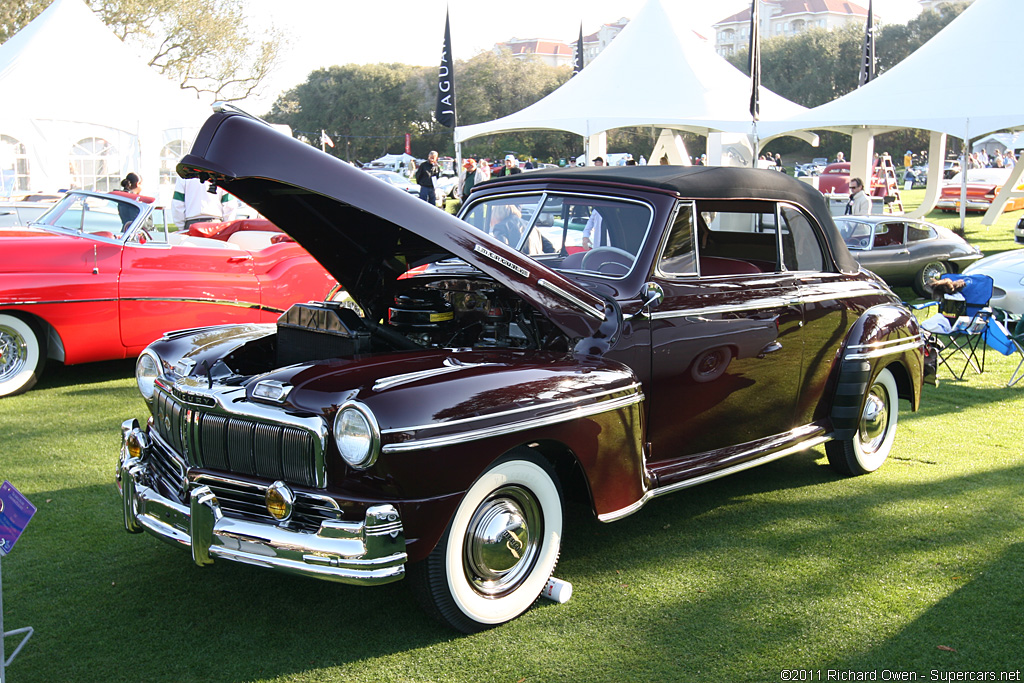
[[415, 151, 440, 204], [495, 154, 522, 177]]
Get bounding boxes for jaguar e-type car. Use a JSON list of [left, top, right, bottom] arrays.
[[0, 190, 337, 397], [834, 215, 983, 296], [116, 111, 925, 633]]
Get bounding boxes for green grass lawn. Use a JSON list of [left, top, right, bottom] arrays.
[[2, 201, 1022, 683]]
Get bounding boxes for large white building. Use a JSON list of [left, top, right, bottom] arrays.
[[714, 0, 872, 57], [494, 17, 631, 69]]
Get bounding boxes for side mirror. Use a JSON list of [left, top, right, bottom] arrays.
[[628, 282, 664, 320]]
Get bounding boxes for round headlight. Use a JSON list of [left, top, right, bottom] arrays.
[[136, 351, 162, 402], [333, 402, 380, 469]]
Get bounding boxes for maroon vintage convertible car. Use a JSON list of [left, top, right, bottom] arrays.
[[117, 111, 925, 632]]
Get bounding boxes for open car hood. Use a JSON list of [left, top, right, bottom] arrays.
[[178, 112, 609, 341]]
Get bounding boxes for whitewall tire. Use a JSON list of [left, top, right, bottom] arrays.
[[411, 450, 563, 633], [826, 367, 899, 476], [0, 314, 45, 398]]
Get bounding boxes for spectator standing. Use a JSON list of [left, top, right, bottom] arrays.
[[845, 178, 871, 216], [171, 177, 238, 228], [836, 151, 845, 163], [1005, 150, 1017, 168], [458, 158, 487, 199], [495, 154, 522, 177], [415, 151, 441, 204]]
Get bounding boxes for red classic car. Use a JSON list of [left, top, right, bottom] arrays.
[[117, 111, 925, 632], [937, 168, 1024, 213], [0, 190, 337, 397]]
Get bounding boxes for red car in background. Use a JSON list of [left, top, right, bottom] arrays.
[[937, 168, 1024, 213], [0, 190, 338, 397], [816, 161, 890, 196]]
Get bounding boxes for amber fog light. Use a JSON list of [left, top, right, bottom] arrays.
[[126, 429, 148, 459], [266, 481, 294, 521]]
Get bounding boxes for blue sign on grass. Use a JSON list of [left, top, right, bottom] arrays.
[[0, 481, 36, 556]]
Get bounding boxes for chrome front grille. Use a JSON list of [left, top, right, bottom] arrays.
[[151, 384, 326, 489]]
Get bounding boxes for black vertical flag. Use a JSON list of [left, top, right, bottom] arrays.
[[858, 0, 876, 87], [748, 0, 760, 121], [436, 9, 457, 128], [572, 23, 584, 77]]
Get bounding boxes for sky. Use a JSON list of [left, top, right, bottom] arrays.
[[239, 0, 925, 114]]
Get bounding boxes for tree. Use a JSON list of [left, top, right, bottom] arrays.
[[266, 63, 428, 162], [0, 0, 282, 102]]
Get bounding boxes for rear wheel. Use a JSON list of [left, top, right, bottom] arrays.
[[0, 313, 45, 398], [410, 451, 563, 633], [914, 261, 948, 297], [691, 346, 732, 383], [826, 367, 898, 476]]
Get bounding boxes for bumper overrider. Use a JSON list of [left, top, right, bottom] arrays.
[[116, 419, 407, 585]]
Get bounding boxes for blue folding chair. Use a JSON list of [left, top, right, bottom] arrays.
[[917, 273, 994, 380]]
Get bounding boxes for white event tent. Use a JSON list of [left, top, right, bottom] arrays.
[[759, 0, 1024, 222], [455, 0, 810, 164], [0, 0, 210, 202]]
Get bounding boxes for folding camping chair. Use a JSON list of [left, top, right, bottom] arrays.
[[991, 309, 1024, 387], [918, 273, 995, 380]]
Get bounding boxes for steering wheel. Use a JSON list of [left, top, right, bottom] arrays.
[[581, 246, 635, 271]]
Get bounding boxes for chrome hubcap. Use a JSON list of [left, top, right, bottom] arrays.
[[463, 486, 542, 597], [859, 385, 889, 454], [0, 325, 28, 382]]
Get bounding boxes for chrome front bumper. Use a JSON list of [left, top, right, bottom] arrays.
[[117, 420, 407, 586]]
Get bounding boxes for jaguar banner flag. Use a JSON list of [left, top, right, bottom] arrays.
[[436, 9, 457, 128], [572, 23, 584, 77], [748, 0, 760, 121], [858, 0, 876, 87]]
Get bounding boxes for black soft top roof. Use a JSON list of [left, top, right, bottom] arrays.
[[479, 165, 859, 273]]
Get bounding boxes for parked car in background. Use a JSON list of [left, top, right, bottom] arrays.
[[834, 215, 983, 296], [364, 169, 420, 195], [0, 190, 338, 397], [963, 249, 1024, 315], [117, 111, 925, 633], [943, 159, 961, 180], [0, 200, 51, 228], [937, 168, 1024, 213]]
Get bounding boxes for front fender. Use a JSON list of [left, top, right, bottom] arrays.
[[830, 304, 924, 439]]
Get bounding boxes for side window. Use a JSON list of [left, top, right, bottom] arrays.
[[696, 201, 777, 276], [906, 223, 934, 242], [657, 202, 696, 276], [779, 205, 826, 272]]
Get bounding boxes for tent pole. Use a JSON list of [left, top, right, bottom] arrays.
[[959, 119, 969, 236]]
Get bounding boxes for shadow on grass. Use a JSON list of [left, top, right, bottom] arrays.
[[34, 358, 137, 393], [9, 446, 1021, 682]]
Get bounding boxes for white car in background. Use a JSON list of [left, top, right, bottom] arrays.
[[963, 249, 1024, 315]]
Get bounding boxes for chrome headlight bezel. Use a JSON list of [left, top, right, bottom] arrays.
[[135, 350, 163, 403], [333, 401, 381, 469]]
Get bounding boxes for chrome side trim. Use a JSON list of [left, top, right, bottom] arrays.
[[537, 278, 608, 321], [7, 296, 284, 313], [649, 286, 885, 321], [845, 334, 924, 360], [597, 432, 830, 523], [382, 388, 644, 453]]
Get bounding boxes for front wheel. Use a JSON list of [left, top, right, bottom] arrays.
[[826, 367, 899, 476], [0, 314, 45, 398], [410, 451, 563, 633]]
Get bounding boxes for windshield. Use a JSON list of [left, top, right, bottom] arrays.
[[461, 192, 653, 278], [33, 192, 142, 240], [834, 217, 873, 250]]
